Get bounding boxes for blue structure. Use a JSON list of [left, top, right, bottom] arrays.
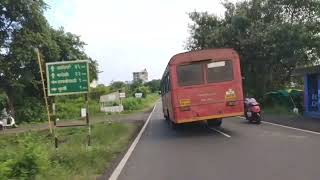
[[296, 65, 320, 118]]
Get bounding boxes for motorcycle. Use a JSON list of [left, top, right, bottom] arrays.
[[0, 111, 17, 130], [244, 98, 262, 124]]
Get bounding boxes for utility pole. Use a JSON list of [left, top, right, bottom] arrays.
[[35, 48, 52, 134]]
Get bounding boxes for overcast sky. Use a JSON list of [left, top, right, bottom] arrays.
[[45, 0, 238, 85]]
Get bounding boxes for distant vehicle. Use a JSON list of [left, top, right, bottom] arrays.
[[0, 110, 17, 130], [244, 98, 262, 124], [160, 49, 244, 128]]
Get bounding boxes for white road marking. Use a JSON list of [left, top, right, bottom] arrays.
[[108, 103, 157, 180], [237, 116, 320, 135], [262, 121, 320, 135], [209, 127, 231, 138]]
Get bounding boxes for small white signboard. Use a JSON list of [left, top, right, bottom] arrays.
[[81, 108, 87, 117], [119, 92, 126, 98], [135, 93, 143, 98]]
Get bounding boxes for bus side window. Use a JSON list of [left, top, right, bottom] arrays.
[[167, 75, 170, 92]]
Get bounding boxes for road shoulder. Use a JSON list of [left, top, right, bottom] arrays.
[[263, 114, 320, 133]]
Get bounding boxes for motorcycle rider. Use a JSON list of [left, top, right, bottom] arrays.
[[244, 97, 258, 111]]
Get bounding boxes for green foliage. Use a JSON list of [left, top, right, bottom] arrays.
[[145, 79, 161, 93], [90, 85, 111, 101], [133, 86, 150, 98], [126, 80, 151, 98], [110, 81, 126, 91], [0, 0, 99, 123], [0, 134, 50, 180], [0, 91, 7, 110], [0, 122, 137, 179], [15, 97, 46, 123], [122, 97, 144, 111], [55, 95, 101, 120], [122, 94, 159, 111], [187, 0, 320, 97]]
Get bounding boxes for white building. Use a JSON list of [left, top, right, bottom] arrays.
[[133, 69, 148, 82]]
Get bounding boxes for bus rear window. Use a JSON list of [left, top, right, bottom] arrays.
[[177, 63, 204, 86], [207, 60, 233, 83]]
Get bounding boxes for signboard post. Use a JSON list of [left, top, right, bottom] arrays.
[[46, 60, 91, 149]]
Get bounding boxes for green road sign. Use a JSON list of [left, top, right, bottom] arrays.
[[46, 60, 90, 96]]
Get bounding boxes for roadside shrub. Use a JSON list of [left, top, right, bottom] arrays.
[[15, 97, 47, 123], [133, 86, 150, 98], [0, 134, 50, 180], [55, 95, 101, 120], [122, 97, 143, 111], [122, 94, 159, 111]]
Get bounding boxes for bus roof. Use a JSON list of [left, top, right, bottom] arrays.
[[168, 48, 238, 66], [161, 48, 239, 81]]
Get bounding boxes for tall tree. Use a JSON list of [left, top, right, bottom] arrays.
[[0, 0, 50, 115], [187, 0, 320, 97], [0, 0, 98, 121], [145, 79, 161, 93]]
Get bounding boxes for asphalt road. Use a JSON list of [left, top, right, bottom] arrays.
[[117, 102, 320, 180]]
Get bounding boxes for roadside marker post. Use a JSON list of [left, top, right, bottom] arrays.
[[85, 93, 91, 148]]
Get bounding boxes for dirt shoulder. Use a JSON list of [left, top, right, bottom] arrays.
[[0, 107, 154, 135]]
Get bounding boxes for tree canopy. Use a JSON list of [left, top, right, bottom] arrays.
[[187, 0, 320, 97], [0, 0, 98, 122]]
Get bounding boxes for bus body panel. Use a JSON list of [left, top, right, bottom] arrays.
[[173, 83, 243, 123], [162, 91, 174, 121], [161, 49, 244, 124]]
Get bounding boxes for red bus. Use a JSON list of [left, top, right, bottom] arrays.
[[160, 49, 244, 127]]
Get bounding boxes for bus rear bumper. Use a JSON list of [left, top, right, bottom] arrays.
[[175, 112, 244, 124]]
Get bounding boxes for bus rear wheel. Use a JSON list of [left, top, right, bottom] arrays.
[[207, 119, 222, 127], [170, 121, 177, 129], [164, 110, 170, 121]]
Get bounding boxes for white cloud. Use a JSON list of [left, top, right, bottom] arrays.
[[45, 0, 238, 84]]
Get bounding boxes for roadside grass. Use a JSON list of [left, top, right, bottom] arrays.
[[120, 93, 159, 114], [55, 93, 159, 120], [16, 93, 158, 129], [0, 122, 139, 180], [55, 95, 102, 121]]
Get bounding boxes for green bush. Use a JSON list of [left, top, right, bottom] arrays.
[[122, 94, 159, 111], [133, 86, 150, 98], [0, 122, 138, 179], [122, 97, 143, 111], [15, 97, 47, 123], [0, 134, 50, 180], [55, 95, 101, 120]]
